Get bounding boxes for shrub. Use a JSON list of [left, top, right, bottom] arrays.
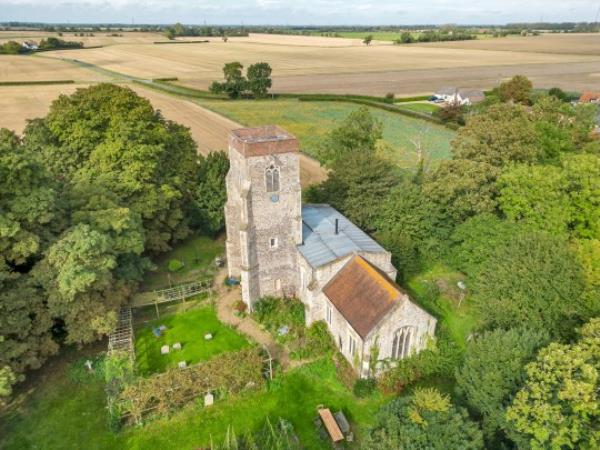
[[290, 321, 334, 360], [353, 378, 376, 397], [253, 297, 305, 330], [68, 354, 106, 383], [167, 259, 184, 272], [385, 92, 395, 103]]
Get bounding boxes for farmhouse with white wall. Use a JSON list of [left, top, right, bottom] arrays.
[[225, 125, 436, 376]]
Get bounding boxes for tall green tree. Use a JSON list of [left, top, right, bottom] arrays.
[[24, 84, 199, 252], [38, 224, 132, 344], [0, 128, 61, 265], [306, 150, 399, 231], [451, 103, 541, 166], [192, 151, 230, 236], [362, 388, 484, 449], [210, 61, 248, 99], [498, 163, 571, 235], [316, 107, 383, 167], [246, 62, 272, 98], [496, 75, 533, 104], [506, 318, 600, 449], [456, 327, 549, 446], [473, 231, 587, 337], [424, 159, 500, 224]]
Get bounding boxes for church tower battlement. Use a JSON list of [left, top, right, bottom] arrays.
[[224, 126, 302, 309]]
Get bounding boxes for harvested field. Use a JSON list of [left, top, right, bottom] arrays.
[[8, 32, 598, 95], [0, 55, 108, 83], [418, 33, 600, 56], [0, 84, 83, 132], [0, 30, 165, 47], [196, 98, 455, 167]]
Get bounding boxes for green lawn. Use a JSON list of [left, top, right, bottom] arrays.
[[1, 354, 388, 450], [396, 102, 441, 114], [198, 98, 455, 168], [135, 304, 250, 375], [141, 233, 225, 291]]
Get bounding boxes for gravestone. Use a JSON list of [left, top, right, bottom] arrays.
[[178, 361, 187, 369], [204, 392, 214, 407], [161, 345, 170, 354], [204, 333, 213, 340], [172, 342, 182, 350]]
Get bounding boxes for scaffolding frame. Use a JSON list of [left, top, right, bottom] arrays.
[[108, 306, 134, 360]]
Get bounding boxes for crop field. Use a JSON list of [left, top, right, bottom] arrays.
[[33, 33, 599, 96], [0, 55, 108, 83], [0, 30, 166, 47], [197, 98, 455, 167], [0, 84, 84, 132], [419, 32, 600, 56]]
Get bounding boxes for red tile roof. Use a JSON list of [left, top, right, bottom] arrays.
[[323, 255, 404, 339], [580, 92, 600, 103]]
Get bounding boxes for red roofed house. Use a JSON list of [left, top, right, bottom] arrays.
[[225, 125, 437, 377], [580, 92, 600, 104]]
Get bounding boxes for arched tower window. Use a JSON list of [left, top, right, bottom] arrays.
[[391, 326, 414, 360], [265, 164, 280, 193]]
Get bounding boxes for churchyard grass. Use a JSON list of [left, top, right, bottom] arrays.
[[134, 303, 250, 376]]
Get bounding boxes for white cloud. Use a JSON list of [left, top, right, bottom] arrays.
[[0, 0, 596, 24]]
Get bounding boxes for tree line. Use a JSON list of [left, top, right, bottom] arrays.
[[0, 84, 229, 402], [305, 76, 600, 448]]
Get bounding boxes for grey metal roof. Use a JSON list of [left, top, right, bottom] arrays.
[[298, 204, 386, 269]]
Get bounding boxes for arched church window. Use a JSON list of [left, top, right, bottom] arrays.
[[391, 327, 414, 360], [266, 164, 280, 193]]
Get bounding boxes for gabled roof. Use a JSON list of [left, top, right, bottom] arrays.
[[323, 255, 404, 339], [298, 204, 386, 269], [458, 89, 485, 102]]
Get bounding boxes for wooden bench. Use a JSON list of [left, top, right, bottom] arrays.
[[318, 408, 344, 443]]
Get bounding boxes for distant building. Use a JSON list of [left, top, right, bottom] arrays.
[[225, 125, 436, 377], [433, 87, 485, 106], [580, 92, 600, 104], [21, 41, 38, 50]]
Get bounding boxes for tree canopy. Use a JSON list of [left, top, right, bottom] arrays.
[[362, 388, 484, 449], [1, 84, 226, 398], [506, 318, 600, 449]]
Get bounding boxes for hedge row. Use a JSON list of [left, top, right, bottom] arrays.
[[132, 79, 226, 99], [119, 348, 264, 424], [0, 80, 75, 86], [154, 40, 209, 45], [152, 77, 179, 82], [298, 96, 460, 130]]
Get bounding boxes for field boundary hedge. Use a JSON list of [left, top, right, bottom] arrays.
[[297, 96, 460, 130], [132, 79, 227, 99], [0, 79, 75, 86], [154, 40, 210, 45]]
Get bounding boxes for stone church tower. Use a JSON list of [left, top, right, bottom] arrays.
[[224, 126, 302, 310]]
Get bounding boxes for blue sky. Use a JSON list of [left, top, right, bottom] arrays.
[[0, 0, 598, 25]]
